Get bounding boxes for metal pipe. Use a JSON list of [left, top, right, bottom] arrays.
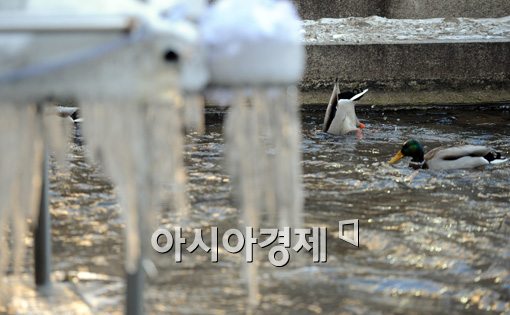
[[0, 14, 136, 33], [34, 148, 51, 287], [125, 257, 145, 315]]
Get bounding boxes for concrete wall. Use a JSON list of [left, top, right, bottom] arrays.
[[301, 42, 510, 91], [294, 0, 384, 20], [294, 0, 510, 19]]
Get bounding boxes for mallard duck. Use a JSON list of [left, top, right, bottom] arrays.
[[389, 139, 508, 170], [57, 106, 80, 123], [323, 79, 367, 135]]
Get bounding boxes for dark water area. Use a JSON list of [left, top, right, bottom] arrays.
[[45, 106, 510, 314]]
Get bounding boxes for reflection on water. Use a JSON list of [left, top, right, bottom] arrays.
[[44, 107, 510, 314]]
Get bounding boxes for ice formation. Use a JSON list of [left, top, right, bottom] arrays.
[[202, 0, 305, 305], [0, 104, 70, 299], [0, 0, 305, 309]]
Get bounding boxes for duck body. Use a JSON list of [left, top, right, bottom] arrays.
[[389, 139, 508, 170], [323, 79, 367, 135], [325, 99, 360, 135]]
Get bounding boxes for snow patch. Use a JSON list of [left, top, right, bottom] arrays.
[[303, 16, 510, 44]]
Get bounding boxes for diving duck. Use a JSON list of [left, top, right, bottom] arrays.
[[323, 79, 368, 135], [389, 139, 508, 170]]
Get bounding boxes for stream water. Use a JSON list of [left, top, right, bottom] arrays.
[[33, 106, 510, 314]]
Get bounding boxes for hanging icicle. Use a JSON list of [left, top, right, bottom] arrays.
[[80, 92, 190, 273], [224, 87, 304, 227], [0, 103, 71, 299], [223, 88, 305, 307], [202, 0, 305, 306], [0, 0, 208, 277], [0, 0, 305, 311], [223, 87, 304, 305], [183, 94, 206, 134]]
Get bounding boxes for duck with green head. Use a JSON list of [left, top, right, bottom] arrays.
[[389, 139, 508, 170]]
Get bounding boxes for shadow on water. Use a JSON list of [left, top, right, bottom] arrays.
[[42, 107, 509, 314]]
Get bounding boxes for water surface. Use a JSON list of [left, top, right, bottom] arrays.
[[46, 106, 510, 314]]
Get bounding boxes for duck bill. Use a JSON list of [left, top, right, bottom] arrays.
[[357, 122, 366, 129], [389, 150, 404, 164]]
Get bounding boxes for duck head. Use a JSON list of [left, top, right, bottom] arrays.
[[389, 139, 425, 164]]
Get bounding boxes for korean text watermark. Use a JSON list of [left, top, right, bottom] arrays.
[[151, 220, 359, 267]]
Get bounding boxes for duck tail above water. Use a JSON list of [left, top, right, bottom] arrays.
[[349, 88, 369, 101], [323, 78, 340, 132]]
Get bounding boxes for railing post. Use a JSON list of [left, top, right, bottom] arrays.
[[34, 149, 51, 287], [125, 258, 144, 315]]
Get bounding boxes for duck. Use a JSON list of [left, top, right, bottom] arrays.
[[388, 139, 508, 170], [323, 79, 368, 135], [57, 106, 80, 123]]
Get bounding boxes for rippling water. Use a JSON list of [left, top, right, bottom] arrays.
[[44, 106, 510, 314]]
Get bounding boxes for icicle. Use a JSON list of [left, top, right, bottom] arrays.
[[223, 86, 304, 306], [0, 105, 18, 299], [237, 91, 261, 307], [252, 87, 300, 228], [149, 93, 190, 224], [42, 105, 73, 167], [225, 87, 304, 227], [252, 89, 277, 224], [0, 104, 44, 295], [183, 93, 205, 134], [224, 91, 262, 305], [81, 102, 145, 273], [273, 86, 303, 228], [11, 105, 44, 276], [81, 92, 190, 273]]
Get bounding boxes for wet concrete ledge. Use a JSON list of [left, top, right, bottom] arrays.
[[293, 0, 510, 19], [300, 41, 510, 106]]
